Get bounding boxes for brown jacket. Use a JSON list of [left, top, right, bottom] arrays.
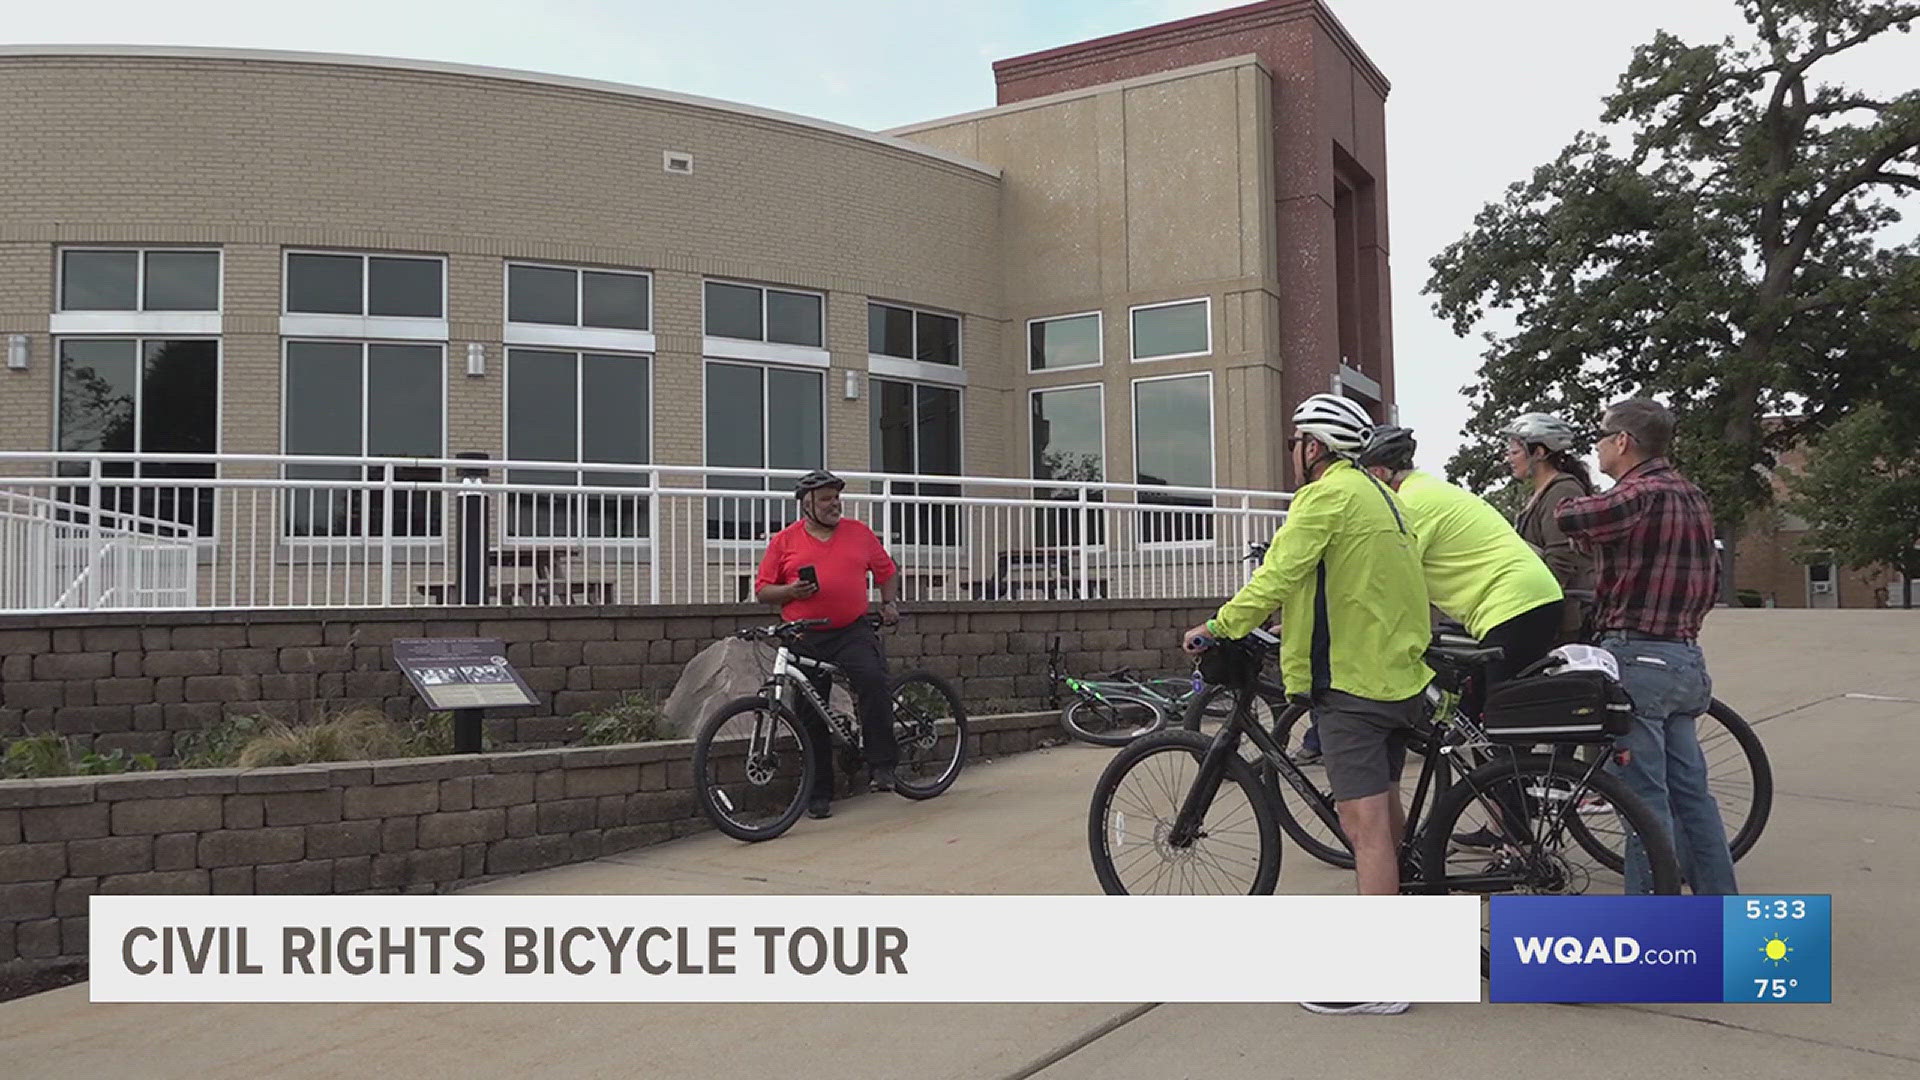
[[1514, 473, 1594, 639]]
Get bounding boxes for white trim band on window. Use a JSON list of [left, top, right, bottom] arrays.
[[279, 315, 449, 341], [701, 337, 831, 369], [505, 325, 657, 353], [868, 355, 968, 387], [50, 312, 222, 336]]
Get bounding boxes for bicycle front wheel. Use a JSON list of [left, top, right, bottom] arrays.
[[888, 671, 968, 800], [692, 696, 817, 842], [1060, 692, 1166, 747], [1087, 729, 1280, 895]]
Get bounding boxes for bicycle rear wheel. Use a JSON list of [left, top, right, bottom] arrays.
[[1419, 753, 1683, 977], [888, 671, 968, 799], [1060, 692, 1166, 747], [1087, 729, 1280, 895], [692, 696, 817, 842], [1564, 698, 1772, 872]]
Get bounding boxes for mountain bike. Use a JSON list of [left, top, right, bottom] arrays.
[[692, 616, 968, 842], [1090, 633, 1683, 974], [1046, 636, 1228, 746]]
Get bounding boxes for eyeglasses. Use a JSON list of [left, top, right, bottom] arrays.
[[1594, 427, 1630, 444]]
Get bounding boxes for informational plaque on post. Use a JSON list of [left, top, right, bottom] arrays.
[[392, 639, 538, 710]]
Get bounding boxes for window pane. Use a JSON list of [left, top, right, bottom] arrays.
[[286, 254, 362, 314], [582, 272, 649, 330], [507, 349, 578, 472], [868, 304, 913, 358], [705, 282, 763, 340], [917, 385, 961, 476], [915, 312, 960, 366], [1032, 387, 1103, 483], [61, 251, 139, 311], [767, 291, 823, 347], [871, 378, 914, 473], [58, 340, 138, 451], [143, 252, 219, 311], [581, 353, 649, 469], [1132, 300, 1209, 359], [705, 363, 764, 468], [368, 257, 442, 318], [767, 368, 824, 468], [508, 265, 577, 325], [285, 342, 363, 454], [1134, 376, 1212, 490], [140, 341, 218, 453], [367, 344, 442, 456], [1029, 314, 1100, 370]]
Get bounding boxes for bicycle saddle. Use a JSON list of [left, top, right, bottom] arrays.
[[1424, 643, 1505, 670]]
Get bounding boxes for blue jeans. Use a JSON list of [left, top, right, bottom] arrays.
[[1599, 634, 1738, 896]]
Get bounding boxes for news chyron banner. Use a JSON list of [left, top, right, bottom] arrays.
[[1490, 895, 1832, 1003], [91, 895, 1481, 1003]]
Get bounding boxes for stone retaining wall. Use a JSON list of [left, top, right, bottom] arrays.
[[0, 601, 1215, 757], [0, 711, 1060, 985]]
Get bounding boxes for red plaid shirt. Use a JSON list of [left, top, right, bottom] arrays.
[[1555, 458, 1720, 640]]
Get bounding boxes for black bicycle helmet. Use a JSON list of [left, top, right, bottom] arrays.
[[793, 469, 846, 498], [1357, 425, 1417, 471]]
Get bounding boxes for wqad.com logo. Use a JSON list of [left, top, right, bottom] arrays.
[[1490, 897, 1724, 1002]]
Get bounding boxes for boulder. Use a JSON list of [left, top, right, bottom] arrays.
[[661, 639, 858, 739]]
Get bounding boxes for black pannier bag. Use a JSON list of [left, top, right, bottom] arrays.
[[1481, 668, 1634, 744]]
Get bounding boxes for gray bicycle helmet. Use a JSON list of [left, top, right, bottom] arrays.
[[793, 469, 846, 498], [1358, 425, 1417, 471], [1502, 412, 1579, 452]]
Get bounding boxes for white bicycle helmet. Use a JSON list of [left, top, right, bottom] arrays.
[[1503, 412, 1580, 452], [1291, 393, 1373, 456], [1536, 643, 1619, 681]]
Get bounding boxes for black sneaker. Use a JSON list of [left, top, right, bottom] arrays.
[[1301, 1002, 1410, 1015], [869, 766, 898, 793], [807, 797, 832, 819], [1449, 826, 1501, 850]]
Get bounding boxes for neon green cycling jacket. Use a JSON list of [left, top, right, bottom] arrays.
[[1392, 470, 1563, 640], [1207, 460, 1432, 702]]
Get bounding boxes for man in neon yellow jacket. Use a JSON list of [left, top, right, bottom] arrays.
[[1184, 394, 1432, 920], [1356, 425, 1564, 683]]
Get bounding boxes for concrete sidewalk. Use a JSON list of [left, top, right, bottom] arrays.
[[3, 610, 1917, 1079]]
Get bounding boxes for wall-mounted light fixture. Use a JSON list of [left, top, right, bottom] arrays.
[[5, 334, 27, 371], [466, 342, 486, 378], [843, 369, 860, 400]]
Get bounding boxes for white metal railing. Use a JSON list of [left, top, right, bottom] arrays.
[[0, 452, 1292, 613]]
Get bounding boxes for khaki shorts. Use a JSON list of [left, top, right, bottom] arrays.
[[1315, 688, 1425, 802]]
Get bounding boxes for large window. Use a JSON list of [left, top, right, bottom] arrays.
[[705, 362, 824, 540], [286, 253, 443, 318], [1028, 312, 1101, 372], [705, 281, 823, 347], [1031, 385, 1105, 547], [55, 339, 218, 535], [1133, 373, 1215, 543], [282, 342, 444, 538], [868, 303, 960, 366], [871, 379, 961, 545], [59, 249, 220, 312], [507, 264, 650, 330], [505, 349, 651, 538], [1130, 298, 1211, 361]]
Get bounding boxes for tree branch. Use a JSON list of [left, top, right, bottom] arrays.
[[1866, 171, 1920, 193]]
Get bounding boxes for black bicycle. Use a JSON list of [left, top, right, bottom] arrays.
[[692, 616, 969, 842], [1089, 634, 1682, 973], [1182, 603, 1772, 874]]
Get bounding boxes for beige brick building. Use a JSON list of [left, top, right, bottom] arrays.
[[0, 2, 1397, 608]]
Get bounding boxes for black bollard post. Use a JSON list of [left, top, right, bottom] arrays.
[[456, 452, 490, 607]]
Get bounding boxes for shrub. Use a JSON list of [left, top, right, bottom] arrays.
[[577, 692, 666, 745], [1, 734, 156, 779], [231, 708, 413, 767]]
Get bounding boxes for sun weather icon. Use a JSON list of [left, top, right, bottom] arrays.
[[1760, 935, 1792, 966]]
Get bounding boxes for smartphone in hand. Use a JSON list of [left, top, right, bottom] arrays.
[[797, 565, 818, 590]]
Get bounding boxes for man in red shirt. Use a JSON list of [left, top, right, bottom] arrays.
[[753, 469, 901, 818]]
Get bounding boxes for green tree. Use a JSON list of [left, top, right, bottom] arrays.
[[1426, 0, 1920, 535], [1780, 402, 1920, 607]]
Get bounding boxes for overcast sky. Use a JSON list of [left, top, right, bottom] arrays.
[[9, 0, 1915, 475]]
